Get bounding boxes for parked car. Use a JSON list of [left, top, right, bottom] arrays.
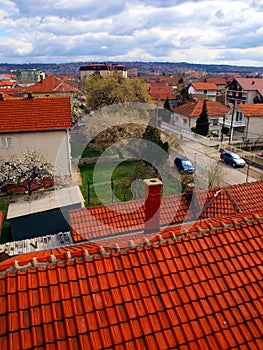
[[174, 157, 195, 174], [220, 151, 246, 168]]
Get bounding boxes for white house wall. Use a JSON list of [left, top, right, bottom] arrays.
[[245, 116, 263, 139], [1, 130, 71, 175]]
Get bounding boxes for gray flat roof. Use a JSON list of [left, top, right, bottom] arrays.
[[7, 186, 84, 219]]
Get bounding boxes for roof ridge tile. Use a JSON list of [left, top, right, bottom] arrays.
[[1, 213, 262, 276]]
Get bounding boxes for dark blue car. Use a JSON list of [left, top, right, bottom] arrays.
[[174, 157, 195, 174]]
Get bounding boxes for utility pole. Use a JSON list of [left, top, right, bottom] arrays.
[[229, 101, 236, 145]]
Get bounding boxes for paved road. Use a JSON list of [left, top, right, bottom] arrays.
[[171, 140, 260, 185]]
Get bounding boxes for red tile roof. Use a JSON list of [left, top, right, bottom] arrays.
[[238, 103, 263, 117], [234, 77, 263, 95], [69, 180, 263, 243], [203, 77, 228, 86], [0, 81, 14, 87], [190, 81, 219, 91], [147, 83, 175, 100], [23, 75, 78, 94], [0, 211, 263, 349], [174, 99, 229, 117], [0, 87, 23, 97], [0, 96, 72, 133]]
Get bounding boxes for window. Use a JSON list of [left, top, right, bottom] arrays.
[[0, 136, 13, 149], [236, 111, 243, 122], [212, 119, 219, 126]]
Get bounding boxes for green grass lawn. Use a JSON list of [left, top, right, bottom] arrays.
[[79, 160, 141, 206], [79, 159, 183, 206]]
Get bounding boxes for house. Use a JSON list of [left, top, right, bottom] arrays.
[[147, 83, 175, 102], [11, 68, 46, 85], [220, 103, 263, 141], [23, 74, 79, 101], [0, 95, 72, 177], [7, 186, 84, 240], [0, 179, 263, 349], [225, 77, 263, 105], [0, 87, 23, 98], [204, 77, 230, 91], [0, 81, 15, 89], [79, 63, 127, 91], [172, 99, 229, 135], [188, 81, 219, 101], [69, 179, 263, 245]]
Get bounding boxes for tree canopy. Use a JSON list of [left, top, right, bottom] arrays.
[[86, 72, 152, 111], [142, 124, 169, 167], [0, 150, 54, 195], [195, 99, 210, 136]]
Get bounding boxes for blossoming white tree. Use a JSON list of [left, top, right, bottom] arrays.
[[0, 150, 54, 195]]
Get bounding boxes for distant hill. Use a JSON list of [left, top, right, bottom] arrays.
[[0, 61, 263, 77]]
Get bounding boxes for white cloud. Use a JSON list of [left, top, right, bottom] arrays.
[[0, 0, 262, 66]]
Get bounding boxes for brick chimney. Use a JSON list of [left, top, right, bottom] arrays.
[[144, 178, 163, 233]]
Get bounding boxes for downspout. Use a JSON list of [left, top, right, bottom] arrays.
[[245, 116, 249, 140], [66, 129, 72, 175]]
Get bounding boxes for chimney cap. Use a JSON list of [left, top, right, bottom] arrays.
[[144, 178, 163, 187]]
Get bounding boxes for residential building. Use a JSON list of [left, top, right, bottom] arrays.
[[147, 83, 175, 102], [0, 96, 72, 177], [23, 74, 79, 101], [220, 103, 263, 141], [79, 63, 127, 91], [69, 180, 263, 245], [225, 77, 263, 105], [0, 179, 263, 349], [11, 68, 45, 84], [188, 81, 219, 101], [0, 87, 23, 98], [172, 99, 229, 135], [0, 81, 15, 89]]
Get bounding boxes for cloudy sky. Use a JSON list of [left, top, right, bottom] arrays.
[[1, 0, 263, 66]]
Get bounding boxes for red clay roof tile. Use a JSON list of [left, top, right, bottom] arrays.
[[191, 81, 219, 91], [69, 180, 263, 245], [0, 211, 262, 349], [174, 99, 229, 117], [147, 83, 175, 100], [0, 96, 72, 132], [238, 103, 263, 117], [23, 75, 77, 94]]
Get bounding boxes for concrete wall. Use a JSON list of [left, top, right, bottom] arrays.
[[1, 130, 71, 175]]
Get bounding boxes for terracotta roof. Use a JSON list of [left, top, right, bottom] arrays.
[[69, 193, 194, 243], [234, 78, 263, 95], [238, 104, 263, 117], [69, 180, 263, 243], [0, 81, 14, 87], [0, 211, 263, 349], [203, 77, 228, 86], [190, 81, 219, 91], [174, 99, 229, 117], [0, 96, 72, 133], [147, 83, 175, 100], [23, 75, 78, 94], [0, 87, 23, 97]]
